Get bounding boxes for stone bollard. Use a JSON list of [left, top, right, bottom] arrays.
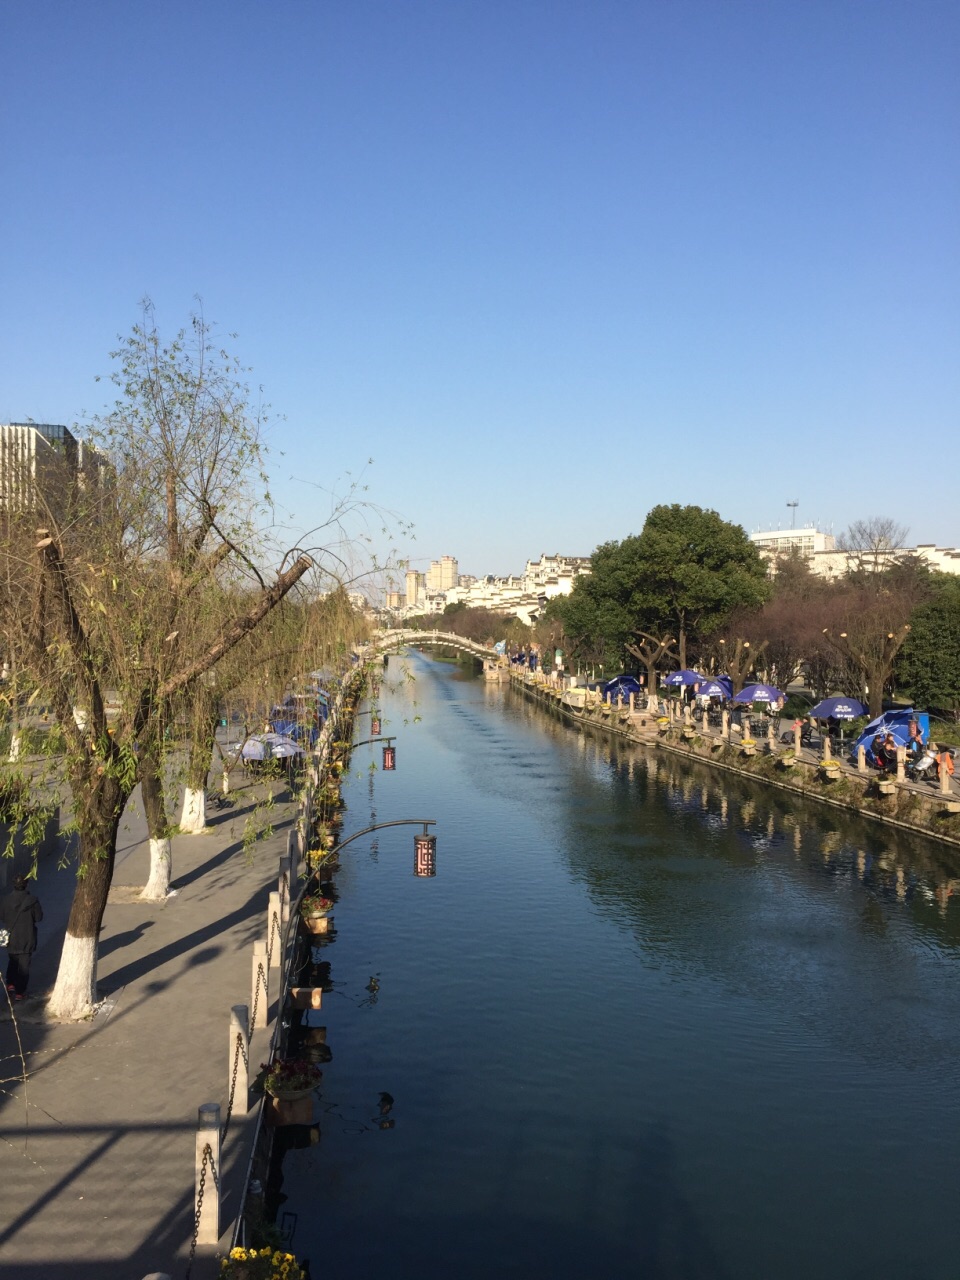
[[195, 1103, 221, 1245], [229, 1005, 250, 1112], [857, 745, 867, 773], [823, 736, 832, 761], [629, 693, 635, 714], [279, 856, 290, 926], [743, 714, 751, 740], [251, 939, 269, 1030], [794, 723, 802, 755], [268, 891, 282, 969], [767, 722, 776, 752], [896, 746, 906, 782], [721, 710, 729, 741], [683, 704, 692, 726], [702, 708, 710, 734]]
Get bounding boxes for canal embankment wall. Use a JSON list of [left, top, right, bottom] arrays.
[[510, 670, 960, 852]]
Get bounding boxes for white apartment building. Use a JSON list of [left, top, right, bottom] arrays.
[[0, 422, 110, 523], [750, 527, 960, 578], [426, 555, 459, 592], [749, 527, 836, 564]]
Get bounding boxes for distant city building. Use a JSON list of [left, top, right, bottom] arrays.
[[404, 569, 426, 608], [426, 555, 458, 592], [0, 422, 110, 522], [390, 552, 590, 624], [750, 526, 960, 578], [750, 527, 836, 565]]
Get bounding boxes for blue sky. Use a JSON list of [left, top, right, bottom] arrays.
[[2, 1, 957, 580]]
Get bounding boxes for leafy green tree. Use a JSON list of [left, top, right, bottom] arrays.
[[896, 578, 960, 719], [628, 505, 770, 668]]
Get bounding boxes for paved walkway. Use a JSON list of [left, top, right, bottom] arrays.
[[0, 776, 295, 1280]]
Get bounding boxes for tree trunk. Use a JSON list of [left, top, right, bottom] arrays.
[[48, 775, 127, 1019], [140, 738, 172, 901], [180, 787, 207, 835], [678, 627, 687, 671], [179, 699, 219, 834]]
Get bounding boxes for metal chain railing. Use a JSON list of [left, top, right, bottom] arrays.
[[267, 906, 282, 966], [248, 962, 267, 1038], [220, 1030, 248, 1143], [185, 1141, 212, 1280]]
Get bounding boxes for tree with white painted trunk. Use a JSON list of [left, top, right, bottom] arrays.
[[0, 307, 319, 1016]]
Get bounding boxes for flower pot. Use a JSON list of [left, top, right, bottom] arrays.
[[267, 1094, 314, 1126], [741, 743, 757, 757], [302, 915, 330, 935], [877, 779, 897, 796], [266, 1083, 318, 1102]]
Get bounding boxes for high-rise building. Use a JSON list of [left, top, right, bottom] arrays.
[[0, 422, 109, 522], [439, 555, 458, 590], [405, 569, 421, 608]]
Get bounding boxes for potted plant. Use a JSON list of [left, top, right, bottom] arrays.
[[300, 892, 333, 934], [779, 751, 797, 769], [258, 1057, 323, 1101], [819, 759, 842, 781], [741, 738, 757, 757], [219, 1246, 306, 1279]]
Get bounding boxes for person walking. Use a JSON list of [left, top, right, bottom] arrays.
[[1, 874, 43, 1001]]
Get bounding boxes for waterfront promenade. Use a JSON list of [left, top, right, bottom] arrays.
[[0, 776, 295, 1280]]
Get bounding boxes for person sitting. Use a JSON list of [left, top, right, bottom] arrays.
[[871, 733, 888, 770]]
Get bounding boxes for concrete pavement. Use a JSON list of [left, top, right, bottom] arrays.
[[0, 775, 296, 1280]]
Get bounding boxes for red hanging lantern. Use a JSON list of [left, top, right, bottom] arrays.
[[382, 745, 396, 771], [371, 717, 382, 736], [414, 832, 436, 877]]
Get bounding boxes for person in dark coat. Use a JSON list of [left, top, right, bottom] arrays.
[[1, 874, 43, 1000]]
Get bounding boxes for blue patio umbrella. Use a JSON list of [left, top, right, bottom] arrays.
[[808, 696, 868, 720], [662, 669, 706, 687], [697, 678, 732, 700], [731, 682, 785, 705]]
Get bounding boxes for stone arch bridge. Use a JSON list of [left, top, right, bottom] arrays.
[[374, 629, 507, 678]]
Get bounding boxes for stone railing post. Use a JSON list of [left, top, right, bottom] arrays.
[[767, 722, 776, 752], [268, 892, 282, 969], [823, 735, 832, 761], [702, 708, 710, 734], [857, 745, 867, 773], [251, 939, 269, 1030], [229, 1004, 250, 1111], [629, 693, 635, 713], [195, 1103, 221, 1245], [941, 757, 953, 794], [794, 723, 802, 755], [721, 709, 729, 740], [278, 856, 290, 925], [896, 746, 906, 782]]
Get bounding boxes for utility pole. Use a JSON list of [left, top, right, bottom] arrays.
[[787, 500, 799, 529]]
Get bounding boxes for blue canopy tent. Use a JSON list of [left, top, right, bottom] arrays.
[[851, 709, 930, 764], [731, 682, 785, 705], [603, 674, 643, 703]]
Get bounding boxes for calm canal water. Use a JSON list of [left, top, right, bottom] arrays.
[[279, 651, 960, 1280]]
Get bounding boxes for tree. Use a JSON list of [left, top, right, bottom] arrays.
[[624, 630, 677, 703], [896, 578, 960, 720], [0, 309, 324, 1017], [838, 516, 909, 575], [625, 505, 770, 668]]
